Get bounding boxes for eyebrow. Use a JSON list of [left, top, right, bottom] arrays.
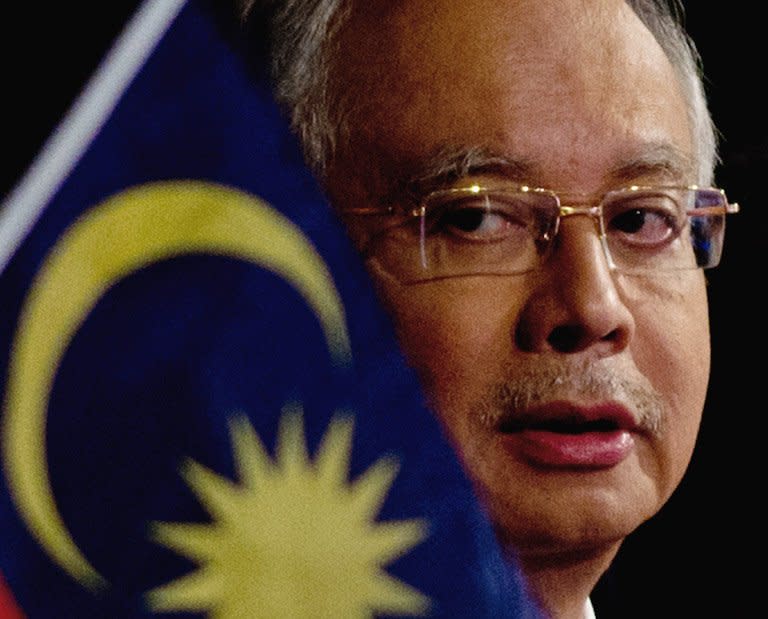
[[392, 146, 535, 200], [387, 141, 697, 205], [608, 143, 697, 185]]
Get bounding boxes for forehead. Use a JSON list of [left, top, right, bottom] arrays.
[[329, 0, 694, 194]]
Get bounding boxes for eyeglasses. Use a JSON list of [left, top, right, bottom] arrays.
[[344, 184, 740, 283]]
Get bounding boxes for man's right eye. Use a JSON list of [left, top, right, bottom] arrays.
[[443, 206, 508, 235], [427, 199, 527, 242]]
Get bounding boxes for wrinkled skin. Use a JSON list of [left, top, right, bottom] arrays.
[[324, 0, 710, 614]]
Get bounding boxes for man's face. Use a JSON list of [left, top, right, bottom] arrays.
[[325, 0, 710, 559]]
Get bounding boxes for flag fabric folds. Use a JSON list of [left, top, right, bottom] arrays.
[[0, 1, 539, 616]]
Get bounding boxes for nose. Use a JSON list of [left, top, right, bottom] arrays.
[[515, 216, 635, 355]]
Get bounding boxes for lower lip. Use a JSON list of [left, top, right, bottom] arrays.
[[504, 429, 636, 469]]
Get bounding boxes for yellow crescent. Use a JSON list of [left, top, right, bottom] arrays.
[[1, 181, 352, 590]]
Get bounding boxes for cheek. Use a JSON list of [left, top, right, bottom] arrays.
[[626, 274, 710, 488], [373, 277, 524, 426]]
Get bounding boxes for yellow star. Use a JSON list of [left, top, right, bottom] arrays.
[[147, 406, 430, 618]]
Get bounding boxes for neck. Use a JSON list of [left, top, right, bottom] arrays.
[[515, 541, 621, 619]]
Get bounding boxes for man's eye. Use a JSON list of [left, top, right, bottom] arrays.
[[607, 205, 680, 246], [440, 207, 510, 236], [426, 198, 529, 242]]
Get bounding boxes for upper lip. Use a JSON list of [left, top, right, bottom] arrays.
[[496, 400, 641, 434]]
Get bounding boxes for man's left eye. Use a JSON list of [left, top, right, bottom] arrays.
[[607, 205, 680, 246]]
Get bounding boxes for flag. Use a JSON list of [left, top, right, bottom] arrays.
[[0, 1, 540, 616], [0, 571, 23, 619]]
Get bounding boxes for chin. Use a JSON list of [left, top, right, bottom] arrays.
[[472, 450, 671, 558]]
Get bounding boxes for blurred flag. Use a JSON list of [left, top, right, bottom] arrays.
[[0, 0, 539, 616], [0, 571, 23, 619]]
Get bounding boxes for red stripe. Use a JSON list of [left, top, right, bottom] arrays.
[[0, 572, 24, 619]]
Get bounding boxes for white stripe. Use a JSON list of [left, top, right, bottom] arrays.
[[0, 0, 188, 273]]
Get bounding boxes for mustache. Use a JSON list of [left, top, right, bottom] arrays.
[[477, 357, 665, 436]]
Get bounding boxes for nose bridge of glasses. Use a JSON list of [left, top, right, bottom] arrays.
[[549, 203, 603, 238], [550, 204, 616, 270], [558, 204, 603, 219]]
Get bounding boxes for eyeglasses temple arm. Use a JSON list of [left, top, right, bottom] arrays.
[[688, 203, 740, 217]]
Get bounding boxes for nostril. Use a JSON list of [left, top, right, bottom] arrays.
[[547, 324, 584, 353], [546, 324, 623, 353]]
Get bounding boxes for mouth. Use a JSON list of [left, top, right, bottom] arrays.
[[499, 416, 623, 434], [495, 402, 639, 469]]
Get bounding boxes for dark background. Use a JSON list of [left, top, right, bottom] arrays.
[[1, 2, 761, 616], [594, 6, 762, 617]]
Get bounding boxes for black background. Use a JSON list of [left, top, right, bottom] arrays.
[[1, 2, 761, 617], [594, 6, 763, 617]]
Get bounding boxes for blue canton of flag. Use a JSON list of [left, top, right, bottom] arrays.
[[0, 1, 540, 616]]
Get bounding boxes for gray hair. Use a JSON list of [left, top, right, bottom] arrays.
[[244, 0, 717, 184], [627, 1, 718, 184], [241, 0, 348, 174]]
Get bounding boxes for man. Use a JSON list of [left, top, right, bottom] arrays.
[[249, 0, 738, 616]]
